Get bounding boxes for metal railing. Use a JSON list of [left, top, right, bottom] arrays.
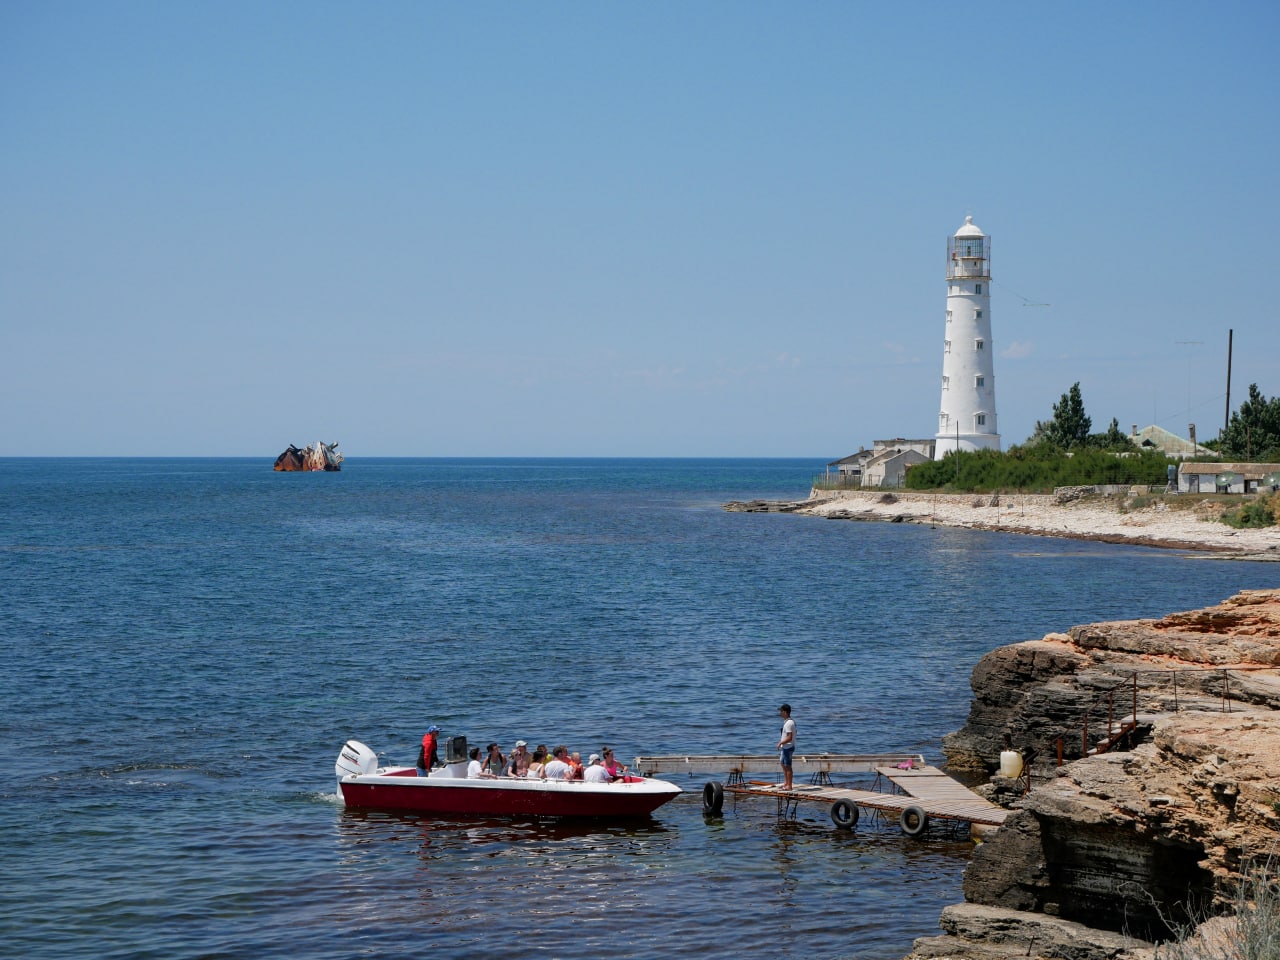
[[1049, 667, 1259, 769]]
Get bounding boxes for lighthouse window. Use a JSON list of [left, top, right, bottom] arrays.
[[946, 310, 952, 322], [975, 283, 983, 294], [975, 376, 985, 387], [976, 310, 983, 319], [944, 339, 951, 354], [975, 339, 984, 351], [976, 414, 987, 426], [942, 376, 950, 390]]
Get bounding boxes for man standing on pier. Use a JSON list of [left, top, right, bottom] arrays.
[[777, 704, 796, 790]]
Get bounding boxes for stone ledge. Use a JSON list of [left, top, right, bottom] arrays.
[[907, 904, 1154, 960]]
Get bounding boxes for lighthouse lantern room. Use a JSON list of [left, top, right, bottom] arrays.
[[934, 216, 1000, 459]]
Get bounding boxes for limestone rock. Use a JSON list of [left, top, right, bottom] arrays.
[[922, 589, 1280, 959], [908, 904, 1154, 960]]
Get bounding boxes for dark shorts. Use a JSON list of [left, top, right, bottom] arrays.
[[780, 746, 794, 768]]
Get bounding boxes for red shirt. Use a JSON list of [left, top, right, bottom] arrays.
[[421, 732, 438, 769]]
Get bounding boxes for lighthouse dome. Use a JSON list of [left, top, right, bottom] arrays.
[[954, 215, 985, 238]]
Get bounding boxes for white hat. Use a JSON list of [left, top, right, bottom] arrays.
[[515, 740, 527, 747], [589, 753, 601, 763]]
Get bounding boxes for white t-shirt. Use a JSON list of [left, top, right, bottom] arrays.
[[467, 759, 484, 778], [780, 718, 796, 749], [583, 763, 611, 783], [544, 758, 571, 780]]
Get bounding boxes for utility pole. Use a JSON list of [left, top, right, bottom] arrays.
[[1223, 328, 1233, 442]]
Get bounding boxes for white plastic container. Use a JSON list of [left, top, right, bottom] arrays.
[[999, 750, 1023, 779]]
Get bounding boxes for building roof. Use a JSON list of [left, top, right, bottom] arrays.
[[954, 215, 984, 238], [865, 448, 931, 468], [830, 440, 935, 468], [828, 449, 868, 467], [1130, 424, 1213, 458], [1178, 462, 1280, 479]]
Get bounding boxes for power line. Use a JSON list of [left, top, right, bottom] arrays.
[[992, 279, 1049, 307]]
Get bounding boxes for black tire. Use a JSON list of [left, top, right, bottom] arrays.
[[702, 781, 724, 815], [900, 805, 928, 837], [830, 799, 858, 829]]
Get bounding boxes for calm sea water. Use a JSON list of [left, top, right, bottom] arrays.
[[3, 458, 1276, 960]]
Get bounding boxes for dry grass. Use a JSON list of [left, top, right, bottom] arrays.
[[1155, 858, 1280, 960]]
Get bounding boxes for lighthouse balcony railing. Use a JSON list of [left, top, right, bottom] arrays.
[[946, 262, 990, 280]]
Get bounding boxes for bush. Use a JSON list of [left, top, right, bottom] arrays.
[[905, 447, 1175, 493], [1221, 493, 1279, 529]]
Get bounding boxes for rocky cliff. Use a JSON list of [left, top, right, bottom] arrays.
[[910, 589, 1280, 960]]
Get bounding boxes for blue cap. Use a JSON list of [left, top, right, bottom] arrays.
[[427, 725, 441, 733]]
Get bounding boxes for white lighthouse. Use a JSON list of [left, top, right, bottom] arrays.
[[934, 216, 1000, 458]]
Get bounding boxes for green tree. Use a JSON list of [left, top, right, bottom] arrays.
[[1091, 417, 1135, 451], [1220, 384, 1280, 461], [1031, 382, 1092, 450]]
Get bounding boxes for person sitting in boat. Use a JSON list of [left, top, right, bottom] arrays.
[[484, 742, 506, 777], [583, 754, 610, 783], [506, 741, 530, 777], [601, 747, 628, 781], [543, 746, 572, 780], [527, 748, 548, 779], [466, 746, 486, 779], [417, 725, 441, 777], [568, 751, 584, 780]]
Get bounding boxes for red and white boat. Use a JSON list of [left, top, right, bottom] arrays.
[[335, 739, 682, 819]]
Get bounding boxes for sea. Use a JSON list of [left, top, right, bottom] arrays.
[[3, 457, 1277, 960]]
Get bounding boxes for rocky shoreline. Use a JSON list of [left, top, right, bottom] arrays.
[[903, 588, 1280, 960], [726, 489, 1280, 560]]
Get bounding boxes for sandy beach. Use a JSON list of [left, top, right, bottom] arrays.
[[783, 490, 1280, 560]]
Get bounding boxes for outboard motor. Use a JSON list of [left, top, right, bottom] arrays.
[[335, 740, 379, 799]]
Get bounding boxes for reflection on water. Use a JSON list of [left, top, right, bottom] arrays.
[[329, 796, 974, 959], [337, 807, 675, 850]]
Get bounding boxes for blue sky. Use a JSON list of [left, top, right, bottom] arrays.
[[3, 2, 1277, 457]]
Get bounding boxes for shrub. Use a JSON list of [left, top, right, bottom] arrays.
[[1221, 494, 1278, 529], [906, 447, 1175, 493]]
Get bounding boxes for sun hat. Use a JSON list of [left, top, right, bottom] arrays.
[[515, 740, 527, 747], [427, 725, 441, 733], [589, 753, 600, 764]]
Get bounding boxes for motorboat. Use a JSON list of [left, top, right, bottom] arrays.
[[335, 738, 682, 819]]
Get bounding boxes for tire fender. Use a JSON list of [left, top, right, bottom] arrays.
[[900, 805, 928, 837], [702, 781, 724, 815], [830, 799, 858, 829]]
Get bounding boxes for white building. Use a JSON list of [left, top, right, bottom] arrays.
[[1177, 462, 1280, 495], [935, 216, 1000, 458], [824, 438, 936, 488], [863, 446, 932, 488]]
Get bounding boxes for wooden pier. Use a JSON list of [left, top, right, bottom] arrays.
[[634, 754, 1006, 836], [633, 753, 924, 781]]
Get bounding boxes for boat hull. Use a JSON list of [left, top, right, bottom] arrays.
[[338, 768, 681, 819]]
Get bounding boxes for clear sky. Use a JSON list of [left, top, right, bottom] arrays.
[[3, 2, 1277, 457]]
